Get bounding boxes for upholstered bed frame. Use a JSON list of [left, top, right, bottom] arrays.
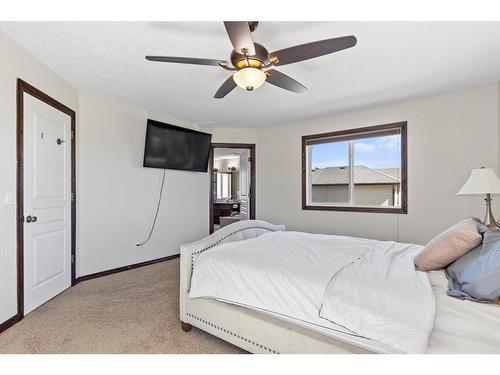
[[179, 220, 390, 354]]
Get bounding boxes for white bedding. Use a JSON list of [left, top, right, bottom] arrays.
[[427, 271, 500, 353], [190, 231, 368, 335], [319, 241, 435, 353], [189, 231, 435, 353]]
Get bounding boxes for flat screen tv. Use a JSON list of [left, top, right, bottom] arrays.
[[143, 119, 212, 172]]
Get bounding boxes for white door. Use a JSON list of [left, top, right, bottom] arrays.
[[239, 150, 251, 220], [23, 94, 72, 315]]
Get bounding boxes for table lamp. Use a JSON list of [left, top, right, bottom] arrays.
[[457, 167, 500, 228]]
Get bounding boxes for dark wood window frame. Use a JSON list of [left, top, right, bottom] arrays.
[[302, 121, 407, 214], [209, 143, 256, 234], [16, 79, 77, 321]]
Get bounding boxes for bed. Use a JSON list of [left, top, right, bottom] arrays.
[[179, 220, 500, 354]]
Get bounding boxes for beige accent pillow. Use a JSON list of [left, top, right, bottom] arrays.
[[415, 218, 482, 271]]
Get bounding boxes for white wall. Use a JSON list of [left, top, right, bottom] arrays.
[[211, 127, 258, 144], [77, 114, 257, 276], [0, 31, 79, 324], [77, 93, 210, 276], [214, 157, 240, 172], [257, 86, 499, 245]]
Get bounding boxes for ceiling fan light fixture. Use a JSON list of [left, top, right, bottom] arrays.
[[233, 67, 266, 91], [146, 22, 357, 98]]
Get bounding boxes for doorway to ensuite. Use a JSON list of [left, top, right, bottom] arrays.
[[209, 143, 255, 234]]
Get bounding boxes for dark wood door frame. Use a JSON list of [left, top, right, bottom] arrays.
[[209, 143, 256, 234], [16, 79, 77, 320]]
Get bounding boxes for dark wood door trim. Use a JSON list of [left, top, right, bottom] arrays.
[[16, 79, 77, 321], [209, 143, 256, 234]]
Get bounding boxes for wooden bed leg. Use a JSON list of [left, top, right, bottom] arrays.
[[181, 322, 192, 332]]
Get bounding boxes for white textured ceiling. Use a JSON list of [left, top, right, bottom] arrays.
[[1, 22, 500, 128]]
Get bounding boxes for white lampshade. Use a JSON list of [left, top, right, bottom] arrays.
[[457, 168, 500, 196], [233, 68, 266, 91]]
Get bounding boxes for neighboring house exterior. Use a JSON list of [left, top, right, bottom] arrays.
[[311, 165, 401, 207]]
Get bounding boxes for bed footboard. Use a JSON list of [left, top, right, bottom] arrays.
[[179, 220, 285, 328]]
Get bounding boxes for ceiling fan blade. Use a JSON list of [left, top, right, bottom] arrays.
[[145, 56, 223, 66], [223, 21, 256, 55], [271, 35, 357, 66], [214, 76, 237, 99], [265, 69, 307, 93]]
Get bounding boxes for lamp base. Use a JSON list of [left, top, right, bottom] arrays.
[[483, 193, 500, 229]]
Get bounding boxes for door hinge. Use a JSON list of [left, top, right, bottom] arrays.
[[71, 193, 75, 202], [71, 254, 75, 264], [71, 130, 75, 140]]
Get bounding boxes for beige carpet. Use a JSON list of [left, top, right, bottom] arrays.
[[0, 258, 245, 354]]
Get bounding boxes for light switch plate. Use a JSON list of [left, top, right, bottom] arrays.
[[3, 190, 15, 205]]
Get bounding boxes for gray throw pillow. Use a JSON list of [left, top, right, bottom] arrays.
[[445, 224, 500, 303], [472, 217, 489, 236]]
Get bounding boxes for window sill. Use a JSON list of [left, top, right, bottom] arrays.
[[302, 204, 407, 214]]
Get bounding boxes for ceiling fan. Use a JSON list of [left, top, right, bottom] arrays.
[[146, 22, 357, 99]]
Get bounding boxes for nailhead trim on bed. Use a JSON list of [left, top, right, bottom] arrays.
[[187, 225, 281, 353], [190, 226, 276, 270], [186, 313, 279, 354]]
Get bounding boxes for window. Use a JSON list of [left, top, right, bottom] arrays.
[[302, 122, 407, 213], [216, 172, 232, 199]]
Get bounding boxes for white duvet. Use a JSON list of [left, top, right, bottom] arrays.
[[189, 231, 435, 353], [319, 239, 436, 353]]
